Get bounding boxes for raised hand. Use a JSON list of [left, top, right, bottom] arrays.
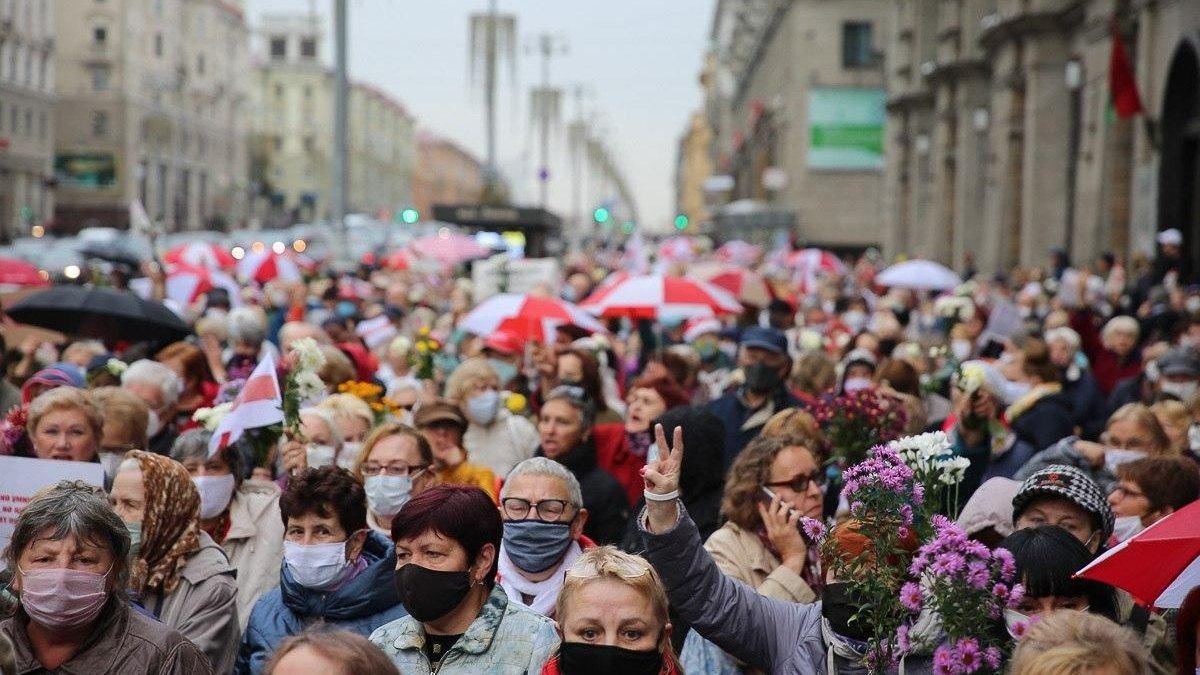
[[642, 423, 684, 534]]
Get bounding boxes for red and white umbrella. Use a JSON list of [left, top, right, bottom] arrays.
[[164, 242, 236, 270], [715, 240, 763, 267], [237, 249, 302, 284], [165, 262, 240, 305], [787, 248, 847, 295], [407, 231, 491, 266], [1077, 498, 1200, 608], [690, 263, 773, 308], [579, 274, 741, 320], [459, 293, 608, 344], [0, 257, 48, 289], [657, 236, 697, 263], [380, 249, 411, 271]]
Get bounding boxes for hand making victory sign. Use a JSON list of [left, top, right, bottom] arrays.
[[642, 423, 684, 534]]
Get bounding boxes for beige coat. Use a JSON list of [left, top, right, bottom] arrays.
[[222, 480, 285, 630], [463, 409, 540, 478], [704, 522, 816, 604]]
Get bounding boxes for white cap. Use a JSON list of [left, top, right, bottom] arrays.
[[1157, 228, 1183, 246]]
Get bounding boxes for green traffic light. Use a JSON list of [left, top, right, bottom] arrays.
[[400, 209, 420, 224], [674, 214, 689, 230], [622, 221, 634, 234], [593, 207, 610, 224]]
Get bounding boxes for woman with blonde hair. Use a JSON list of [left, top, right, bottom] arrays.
[[444, 357, 539, 477], [265, 629, 399, 675], [1149, 399, 1190, 455], [1008, 610, 1147, 675], [542, 546, 680, 675], [27, 386, 103, 463], [352, 422, 437, 535]]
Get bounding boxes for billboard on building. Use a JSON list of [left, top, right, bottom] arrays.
[[807, 88, 886, 170], [54, 153, 117, 189]]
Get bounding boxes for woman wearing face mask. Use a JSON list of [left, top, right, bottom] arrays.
[[155, 341, 221, 432], [542, 546, 680, 675], [1002, 339, 1075, 454], [26, 386, 102, 463], [369, 485, 560, 673], [352, 422, 438, 536], [1150, 399, 1191, 455], [109, 451, 239, 673], [294, 407, 345, 471], [1070, 310, 1142, 396], [0, 480, 210, 673], [171, 429, 285, 628], [554, 350, 622, 426], [445, 358, 540, 478], [316, 393, 375, 469], [413, 399, 497, 499], [601, 375, 689, 506], [88, 387, 149, 482], [237, 467, 407, 674], [1015, 403, 1171, 493], [1106, 456, 1200, 543]]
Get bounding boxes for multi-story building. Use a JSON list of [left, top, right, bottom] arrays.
[[53, 0, 251, 233], [411, 132, 484, 219], [674, 109, 714, 234], [884, 0, 1200, 272], [703, 0, 891, 251], [0, 0, 54, 242], [250, 13, 415, 225]]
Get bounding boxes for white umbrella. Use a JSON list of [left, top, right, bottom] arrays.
[[876, 259, 962, 291]]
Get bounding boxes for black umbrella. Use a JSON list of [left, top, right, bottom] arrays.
[[78, 241, 146, 269], [6, 286, 191, 343]]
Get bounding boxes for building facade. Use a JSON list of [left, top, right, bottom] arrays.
[[703, 0, 891, 250], [674, 109, 714, 234], [883, 0, 1200, 273], [53, 0, 250, 233], [250, 13, 416, 226], [411, 132, 484, 220], [0, 0, 54, 242]]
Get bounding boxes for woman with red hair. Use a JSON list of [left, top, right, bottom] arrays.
[[592, 374, 690, 505]]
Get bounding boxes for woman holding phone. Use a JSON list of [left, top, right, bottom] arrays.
[[679, 433, 825, 674]]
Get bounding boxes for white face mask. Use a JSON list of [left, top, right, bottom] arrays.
[[364, 474, 414, 518], [1004, 608, 1033, 639], [146, 410, 162, 438], [283, 539, 353, 590], [951, 339, 972, 362], [193, 474, 236, 520], [466, 390, 500, 426], [337, 442, 362, 470], [1189, 424, 1200, 452], [306, 444, 338, 469], [1160, 380, 1198, 401], [843, 377, 872, 393], [842, 310, 868, 333], [1111, 515, 1145, 543]]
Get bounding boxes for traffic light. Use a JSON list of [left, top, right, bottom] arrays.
[[400, 208, 420, 225], [673, 214, 689, 230], [592, 207, 610, 224], [622, 221, 635, 234]]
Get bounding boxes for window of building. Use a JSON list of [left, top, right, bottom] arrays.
[[197, 53, 205, 75], [303, 136, 314, 152], [303, 84, 312, 99], [24, 109, 31, 136], [274, 83, 284, 99], [273, 136, 283, 152], [269, 37, 286, 59], [92, 110, 108, 137], [842, 22, 874, 68], [154, 33, 163, 58], [38, 111, 45, 140], [93, 26, 107, 45], [300, 38, 317, 58], [91, 65, 110, 91]]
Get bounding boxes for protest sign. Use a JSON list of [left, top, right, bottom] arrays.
[[0, 456, 106, 555]]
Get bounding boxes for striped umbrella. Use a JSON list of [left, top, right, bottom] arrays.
[[407, 231, 491, 266], [237, 249, 302, 284], [715, 240, 763, 266], [459, 293, 608, 344], [164, 242, 236, 270], [690, 263, 773, 308], [579, 273, 741, 320], [164, 262, 240, 305]]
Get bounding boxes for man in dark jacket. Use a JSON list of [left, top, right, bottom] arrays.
[[706, 327, 803, 466]]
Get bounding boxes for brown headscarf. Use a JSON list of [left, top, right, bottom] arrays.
[[125, 450, 201, 596]]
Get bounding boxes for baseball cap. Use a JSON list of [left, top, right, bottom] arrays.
[[739, 327, 787, 355], [1157, 228, 1183, 246], [1157, 347, 1200, 378], [413, 399, 467, 431], [1012, 465, 1114, 542]]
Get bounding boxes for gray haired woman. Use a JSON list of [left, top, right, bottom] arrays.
[[0, 480, 211, 673]]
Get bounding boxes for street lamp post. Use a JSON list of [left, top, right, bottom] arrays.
[[331, 0, 350, 265]]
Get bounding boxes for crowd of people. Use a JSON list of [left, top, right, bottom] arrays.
[[0, 231, 1198, 674]]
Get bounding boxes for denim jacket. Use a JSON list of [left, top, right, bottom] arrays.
[[370, 585, 558, 674]]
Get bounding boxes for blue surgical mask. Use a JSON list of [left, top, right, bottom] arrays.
[[502, 520, 574, 573], [365, 475, 413, 518], [466, 390, 500, 425], [488, 358, 519, 386], [124, 521, 143, 560]]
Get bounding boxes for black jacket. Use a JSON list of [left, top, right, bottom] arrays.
[[1010, 392, 1075, 452], [706, 386, 804, 467], [1061, 369, 1108, 441], [538, 438, 629, 545]]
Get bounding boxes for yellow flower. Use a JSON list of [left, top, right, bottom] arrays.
[[418, 326, 430, 337], [505, 393, 527, 414], [416, 342, 429, 354]]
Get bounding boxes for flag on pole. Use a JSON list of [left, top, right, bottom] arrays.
[[208, 355, 283, 457], [130, 199, 153, 236], [1109, 19, 1144, 119]]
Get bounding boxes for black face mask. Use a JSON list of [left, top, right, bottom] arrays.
[[743, 362, 782, 394], [394, 564, 472, 623], [558, 642, 663, 675], [822, 582, 869, 642]]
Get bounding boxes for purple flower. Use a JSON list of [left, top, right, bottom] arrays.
[[983, 646, 1002, 670], [966, 562, 991, 590], [933, 646, 956, 672], [1009, 583, 1026, 607], [896, 624, 911, 653], [801, 517, 826, 542], [899, 582, 923, 612], [955, 638, 981, 672], [931, 551, 967, 576], [910, 553, 929, 576], [899, 503, 914, 525], [930, 514, 952, 530], [992, 548, 1016, 581], [992, 583, 1009, 600]]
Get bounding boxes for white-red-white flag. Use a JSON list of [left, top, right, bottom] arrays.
[[208, 354, 283, 457]]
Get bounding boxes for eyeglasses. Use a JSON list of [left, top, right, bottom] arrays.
[[360, 463, 428, 478], [1099, 433, 1152, 452], [548, 385, 588, 402], [764, 470, 826, 493], [501, 498, 576, 523], [1110, 484, 1147, 500]]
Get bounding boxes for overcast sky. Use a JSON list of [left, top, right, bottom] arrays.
[[244, 0, 716, 231]]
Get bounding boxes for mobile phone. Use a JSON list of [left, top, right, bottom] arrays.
[[760, 487, 800, 519]]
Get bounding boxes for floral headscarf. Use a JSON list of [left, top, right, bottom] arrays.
[[126, 450, 201, 596]]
